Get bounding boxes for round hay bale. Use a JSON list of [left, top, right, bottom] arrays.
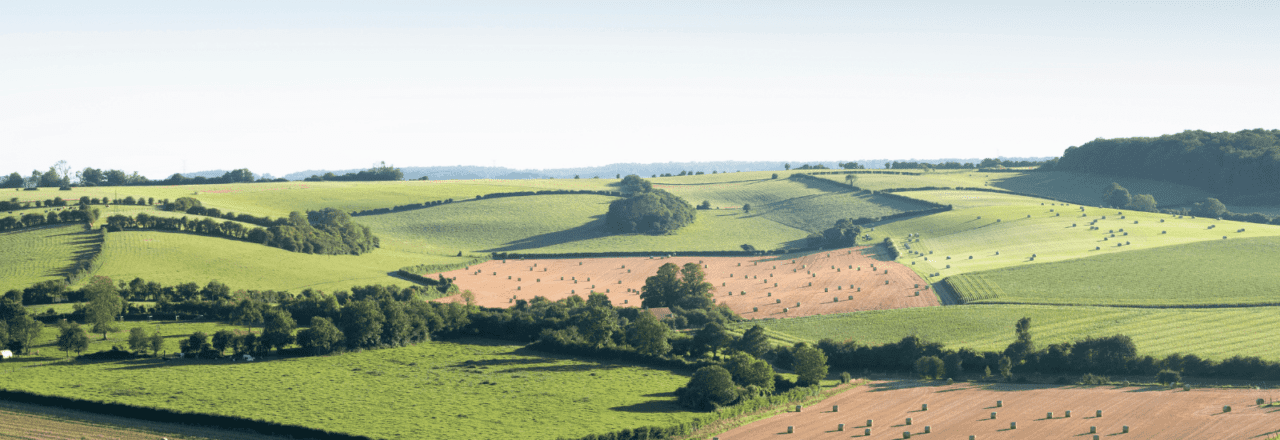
[[1010, 422, 1016, 429], [776, 299, 781, 303], [848, 295, 854, 300], [1093, 436, 1100, 440], [990, 412, 996, 419], [1090, 426, 1096, 433], [1224, 405, 1231, 412], [1096, 409, 1102, 417], [782, 307, 789, 312], [867, 419, 873, 427], [795, 301, 801, 307], [996, 400, 1002, 407], [924, 426, 931, 434], [903, 431, 911, 439], [922, 403, 928, 411], [915, 291, 920, 296], [1122, 426, 1129, 433], [787, 426, 794, 434], [623, 299, 628, 304], [752, 307, 758, 312], [1047, 411, 1052, 419], [795, 405, 802, 412], [1065, 410, 1072, 417], [837, 423, 844, 431], [1258, 398, 1265, 405], [906, 417, 912, 425], [865, 428, 872, 436], [833, 297, 839, 302], [970, 436, 977, 440], [768, 292, 772, 296]]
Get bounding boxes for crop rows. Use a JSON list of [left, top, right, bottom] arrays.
[[0, 224, 87, 292]]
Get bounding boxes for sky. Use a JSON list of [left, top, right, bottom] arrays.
[[2, 1, 1278, 179]]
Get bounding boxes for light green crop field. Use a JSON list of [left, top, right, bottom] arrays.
[[734, 305, 1280, 361], [0, 225, 96, 293], [652, 178, 829, 209], [92, 230, 467, 292], [363, 194, 812, 254], [951, 236, 1280, 306], [809, 170, 994, 191], [759, 191, 931, 233], [861, 190, 1280, 283], [4, 337, 701, 440]]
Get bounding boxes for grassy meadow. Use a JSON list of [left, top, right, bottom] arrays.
[[0, 224, 96, 293], [92, 230, 467, 292], [4, 337, 702, 440], [952, 236, 1280, 306], [859, 190, 1280, 283], [734, 305, 1280, 362]]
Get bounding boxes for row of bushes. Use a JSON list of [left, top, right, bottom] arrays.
[[64, 226, 105, 285], [0, 388, 375, 440], [491, 248, 797, 260], [0, 195, 155, 212], [350, 190, 625, 217], [398, 257, 492, 277], [558, 385, 826, 440], [350, 198, 455, 216], [103, 208, 380, 255], [0, 206, 98, 232]]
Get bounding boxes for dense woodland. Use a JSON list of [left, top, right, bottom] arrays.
[[604, 175, 697, 235], [1051, 129, 1280, 200]]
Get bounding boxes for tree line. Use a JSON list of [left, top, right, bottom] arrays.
[[1103, 182, 1280, 226], [0, 205, 100, 233], [102, 207, 379, 255], [303, 163, 404, 182], [886, 158, 1048, 170], [3, 164, 286, 189], [1050, 129, 1280, 198]]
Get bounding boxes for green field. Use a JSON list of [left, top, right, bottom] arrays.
[[987, 171, 1214, 207], [861, 190, 1280, 282], [0, 224, 97, 293], [5, 337, 701, 440], [92, 230, 467, 292], [734, 305, 1280, 361], [951, 236, 1280, 306], [758, 191, 930, 233]]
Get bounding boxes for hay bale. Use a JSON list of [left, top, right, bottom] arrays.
[[924, 426, 931, 434], [1223, 405, 1231, 412], [990, 412, 997, 419], [787, 426, 794, 434], [795, 301, 801, 307], [1258, 398, 1265, 405], [837, 423, 844, 431], [1065, 410, 1072, 417], [1010, 422, 1016, 430], [867, 419, 874, 427], [752, 307, 758, 312], [1122, 426, 1129, 433], [776, 299, 781, 303], [1090, 426, 1096, 433], [833, 297, 839, 302], [768, 292, 772, 296], [1096, 409, 1102, 417], [903, 431, 911, 439], [906, 417, 912, 425], [996, 400, 1002, 407], [795, 405, 802, 412], [922, 403, 928, 411], [1047, 411, 1052, 419], [865, 428, 872, 436], [848, 295, 854, 300]]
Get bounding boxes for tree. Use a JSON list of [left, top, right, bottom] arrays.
[[179, 331, 212, 356], [127, 327, 149, 353], [626, 311, 670, 357], [339, 299, 385, 349], [1156, 369, 1181, 385], [1003, 317, 1035, 364], [1, 172, 23, 188], [231, 299, 264, 332], [261, 309, 297, 353], [1190, 197, 1227, 217], [640, 263, 682, 308], [732, 324, 771, 358], [39, 168, 63, 188], [578, 303, 620, 348], [742, 203, 751, 214], [82, 276, 123, 339], [943, 352, 964, 379], [676, 365, 739, 410], [297, 316, 343, 355], [619, 174, 652, 195], [1126, 194, 1158, 212], [793, 345, 829, 386], [915, 355, 945, 379], [211, 329, 236, 355], [675, 263, 714, 310], [724, 353, 775, 395], [844, 174, 858, 187], [997, 355, 1013, 380], [56, 323, 89, 358], [1103, 182, 1131, 208], [604, 189, 697, 235], [148, 330, 164, 356], [784, 163, 791, 170], [692, 322, 732, 359]]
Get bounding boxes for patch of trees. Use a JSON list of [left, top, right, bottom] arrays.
[[0, 294, 45, 355], [1052, 129, 1280, 198], [806, 218, 863, 248], [102, 208, 380, 255], [0, 205, 100, 233], [350, 199, 454, 216], [604, 176, 696, 235], [303, 163, 404, 182]]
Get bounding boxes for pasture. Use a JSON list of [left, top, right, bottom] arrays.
[[732, 305, 1280, 361], [92, 230, 467, 292], [717, 379, 1280, 440], [0, 399, 279, 440], [861, 190, 1280, 282], [0, 224, 96, 293], [436, 247, 936, 319], [2, 338, 702, 440], [952, 236, 1280, 306]]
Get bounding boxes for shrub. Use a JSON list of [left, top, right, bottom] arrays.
[[1156, 369, 1182, 385], [675, 365, 739, 410]]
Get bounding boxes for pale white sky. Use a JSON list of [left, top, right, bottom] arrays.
[[2, 1, 1277, 179]]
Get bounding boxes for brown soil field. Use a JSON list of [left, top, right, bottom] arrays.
[[717, 379, 1280, 440], [435, 246, 937, 319]]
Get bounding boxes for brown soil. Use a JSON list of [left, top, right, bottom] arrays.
[[717, 379, 1280, 440], [435, 246, 937, 319]]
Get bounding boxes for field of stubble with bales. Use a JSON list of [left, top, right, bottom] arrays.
[[5, 166, 1280, 440]]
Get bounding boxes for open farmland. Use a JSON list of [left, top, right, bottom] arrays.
[[3, 338, 702, 440], [435, 247, 937, 319], [861, 190, 1280, 282], [363, 194, 813, 254], [92, 230, 467, 292], [716, 379, 1280, 440], [732, 305, 1280, 361], [951, 236, 1280, 306], [0, 400, 282, 440], [0, 224, 97, 292], [988, 170, 1214, 206]]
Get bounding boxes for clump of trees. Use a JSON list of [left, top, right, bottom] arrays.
[[605, 175, 696, 235], [640, 263, 714, 310], [808, 218, 863, 248], [1102, 182, 1159, 212], [303, 163, 403, 182], [102, 207, 380, 255]]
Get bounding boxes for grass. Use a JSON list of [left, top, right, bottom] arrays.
[[732, 304, 1280, 361], [362, 193, 814, 254], [757, 191, 931, 233], [27, 320, 246, 358], [4, 336, 702, 440], [986, 171, 1214, 206], [92, 230, 469, 292], [0, 224, 97, 293], [0, 399, 278, 440], [953, 236, 1280, 306], [860, 190, 1280, 282]]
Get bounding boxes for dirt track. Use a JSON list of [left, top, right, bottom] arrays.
[[717, 380, 1280, 440], [435, 246, 937, 319]]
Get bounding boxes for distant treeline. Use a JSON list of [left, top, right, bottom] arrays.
[[102, 207, 379, 255], [1, 195, 155, 213], [1050, 129, 1280, 198], [2, 167, 286, 188], [886, 158, 1049, 170], [303, 164, 404, 182], [349, 189, 622, 217]]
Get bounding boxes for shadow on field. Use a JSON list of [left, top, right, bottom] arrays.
[[483, 214, 609, 253], [45, 228, 104, 279], [610, 400, 687, 413]]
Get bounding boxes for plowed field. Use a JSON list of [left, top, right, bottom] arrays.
[[717, 380, 1280, 440], [435, 247, 937, 319]]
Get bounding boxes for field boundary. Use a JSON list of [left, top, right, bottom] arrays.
[[350, 189, 622, 217]]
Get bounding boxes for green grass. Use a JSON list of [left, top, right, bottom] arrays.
[[0, 224, 97, 293], [758, 191, 931, 233], [987, 171, 1214, 206], [861, 190, 1280, 282], [5, 337, 701, 440], [362, 193, 813, 254], [733, 305, 1280, 361], [953, 236, 1280, 306], [92, 230, 468, 292], [28, 320, 245, 357]]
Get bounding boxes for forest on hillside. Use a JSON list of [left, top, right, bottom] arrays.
[[1050, 129, 1280, 201]]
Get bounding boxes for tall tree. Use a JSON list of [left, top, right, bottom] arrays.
[[56, 323, 90, 358], [127, 327, 149, 353], [1104, 182, 1132, 208], [626, 312, 671, 357], [676, 263, 715, 310], [83, 276, 123, 339], [261, 309, 298, 353], [1126, 194, 1158, 212], [1003, 317, 1035, 363], [640, 263, 682, 308], [724, 353, 775, 394], [733, 325, 771, 358], [676, 365, 739, 410], [793, 345, 830, 386], [231, 299, 264, 332], [296, 316, 343, 355], [692, 322, 732, 359]]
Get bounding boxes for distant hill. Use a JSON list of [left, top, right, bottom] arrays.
[[283, 157, 1053, 181]]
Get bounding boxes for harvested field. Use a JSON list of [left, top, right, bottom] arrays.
[[436, 246, 937, 318], [717, 379, 1280, 440], [0, 399, 279, 440]]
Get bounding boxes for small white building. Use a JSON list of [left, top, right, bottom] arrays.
[[1, 350, 12, 359]]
